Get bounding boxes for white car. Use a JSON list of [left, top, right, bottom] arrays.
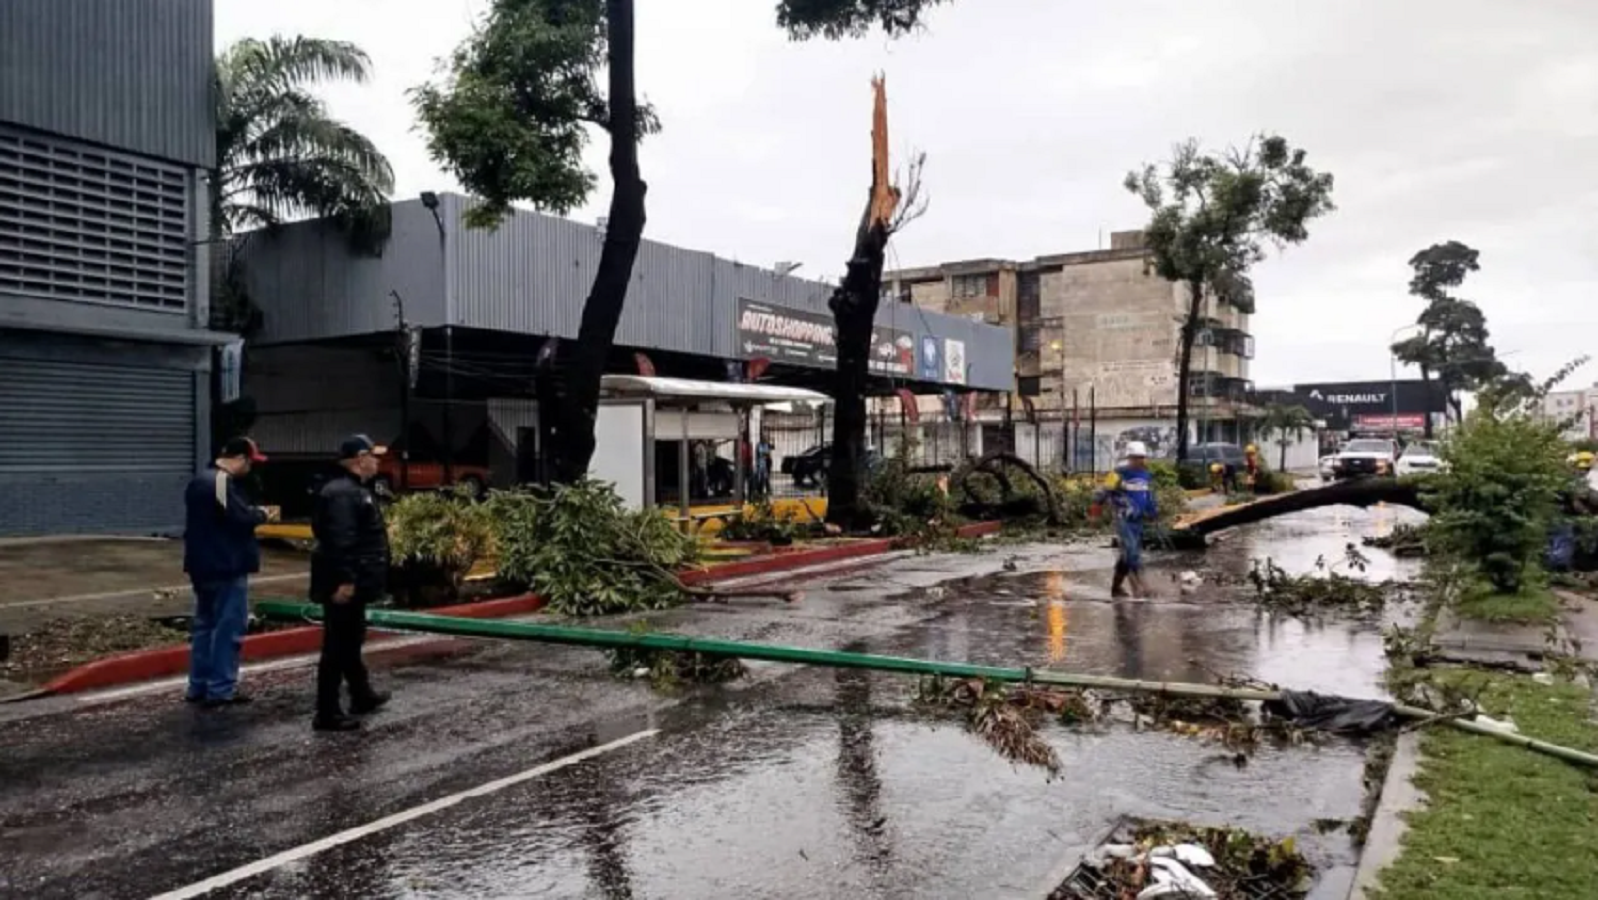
[[1331, 438, 1399, 480], [1395, 441, 1446, 477]]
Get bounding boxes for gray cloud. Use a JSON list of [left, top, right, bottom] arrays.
[[217, 0, 1598, 387]]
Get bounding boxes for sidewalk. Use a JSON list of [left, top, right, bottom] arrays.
[[1430, 588, 1598, 670], [0, 537, 308, 635]]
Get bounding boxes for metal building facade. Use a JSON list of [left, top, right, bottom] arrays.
[[240, 194, 1014, 391], [0, 0, 222, 537]]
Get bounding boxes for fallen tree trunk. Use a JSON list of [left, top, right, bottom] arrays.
[[1170, 477, 1430, 546]]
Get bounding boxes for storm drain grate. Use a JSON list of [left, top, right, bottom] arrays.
[[1048, 817, 1311, 900]]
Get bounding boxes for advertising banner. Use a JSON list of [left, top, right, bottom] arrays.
[[1354, 413, 1427, 431], [737, 298, 915, 378], [943, 339, 967, 386]]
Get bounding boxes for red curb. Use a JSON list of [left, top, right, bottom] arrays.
[[39, 523, 999, 697], [39, 593, 546, 697]]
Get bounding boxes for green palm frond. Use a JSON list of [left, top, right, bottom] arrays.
[[214, 36, 394, 251]]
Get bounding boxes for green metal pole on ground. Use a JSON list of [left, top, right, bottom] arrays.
[[253, 601, 1598, 769]]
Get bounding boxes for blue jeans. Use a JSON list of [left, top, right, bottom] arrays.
[[187, 576, 250, 701], [1116, 518, 1146, 574]]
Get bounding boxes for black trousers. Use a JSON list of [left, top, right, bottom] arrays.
[[316, 595, 376, 715]]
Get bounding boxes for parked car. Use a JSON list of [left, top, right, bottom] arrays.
[[1331, 439, 1399, 480], [1395, 441, 1445, 478], [371, 459, 491, 500], [780, 444, 882, 488]]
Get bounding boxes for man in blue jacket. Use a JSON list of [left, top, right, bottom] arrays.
[[183, 436, 270, 706], [1090, 440, 1158, 599]]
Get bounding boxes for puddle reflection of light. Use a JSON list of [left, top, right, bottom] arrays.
[[1370, 502, 1394, 539], [1044, 571, 1068, 663]]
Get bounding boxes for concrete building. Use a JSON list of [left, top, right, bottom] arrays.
[[1541, 385, 1598, 442], [236, 193, 1012, 501], [0, 0, 225, 536], [885, 230, 1254, 465]]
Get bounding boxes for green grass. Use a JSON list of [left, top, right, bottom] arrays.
[[1452, 582, 1562, 624], [1373, 674, 1598, 899]]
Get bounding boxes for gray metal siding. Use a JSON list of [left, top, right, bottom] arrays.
[[0, 0, 214, 168], [0, 123, 193, 314], [238, 203, 447, 345], [0, 333, 201, 535], [244, 194, 1014, 390]]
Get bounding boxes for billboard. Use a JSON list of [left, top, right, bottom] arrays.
[[736, 298, 913, 378], [1257, 379, 1447, 429]]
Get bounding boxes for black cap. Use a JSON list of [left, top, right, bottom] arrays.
[[338, 434, 388, 460], [220, 436, 268, 463]]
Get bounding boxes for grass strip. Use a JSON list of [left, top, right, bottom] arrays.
[[1373, 673, 1598, 899]]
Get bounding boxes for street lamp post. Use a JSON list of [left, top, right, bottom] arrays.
[[1389, 323, 1421, 442], [421, 192, 451, 485], [1050, 339, 1065, 470]]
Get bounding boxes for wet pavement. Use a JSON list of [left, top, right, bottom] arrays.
[[0, 503, 1425, 900]]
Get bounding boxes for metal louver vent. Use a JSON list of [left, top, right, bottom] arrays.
[[0, 123, 190, 312]]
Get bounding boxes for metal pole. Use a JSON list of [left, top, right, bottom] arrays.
[[1088, 385, 1097, 476], [442, 325, 455, 485], [1390, 350, 1399, 443], [390, 291, 412, 492], [679, 405, 692, 528], [1072, 388, 1080, 473]]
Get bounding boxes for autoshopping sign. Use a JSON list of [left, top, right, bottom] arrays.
[[736, 299, 914, 378]]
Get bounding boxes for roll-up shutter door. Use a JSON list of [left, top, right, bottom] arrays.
[[0, 352, 195, 535]]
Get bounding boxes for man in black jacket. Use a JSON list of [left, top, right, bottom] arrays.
[[310, 434, 393, 732]]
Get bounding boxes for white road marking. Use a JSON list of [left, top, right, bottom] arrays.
[[146, 728, 660, 899], [0, 572, 307, 610]]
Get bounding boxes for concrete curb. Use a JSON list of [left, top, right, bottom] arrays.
[[36, 522, 1002, 697], [1347, 732, 1424, 900]]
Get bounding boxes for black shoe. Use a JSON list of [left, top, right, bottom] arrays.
[[313, 713, 362, 732], [201, 694, 253, 709], [350, 691, 391, 715]]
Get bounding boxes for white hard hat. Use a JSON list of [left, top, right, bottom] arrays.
[[1124, 440, 1149, 458]]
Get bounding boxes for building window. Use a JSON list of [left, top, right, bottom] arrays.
[[1017, 270, 1040, 321], [951, 273, 989, 298], [0, 124, 190, 312]]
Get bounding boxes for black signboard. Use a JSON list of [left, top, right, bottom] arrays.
[[1253, 379, 1447, 429], [736, 298, 914, 378]]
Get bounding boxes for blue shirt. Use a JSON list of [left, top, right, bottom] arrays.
[[1095, 465, 1158, 522], [183, 466, 267, 582]]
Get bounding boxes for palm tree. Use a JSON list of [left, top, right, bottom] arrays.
[[213, 37, 394, 250], [1258, 403, 1316, 472]]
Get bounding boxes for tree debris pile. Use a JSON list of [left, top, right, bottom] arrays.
[[719, 499, 817, 545], [863, 452, 975, 552], [608, 637, 746, 691], [1362, 522, 1430, 557], [1049, 819, 1314, 900], [0, 615, 185, 679], [491, 480, 700, 616], [912, 675, 1104, 775], [1245, 546, 1402, 618]]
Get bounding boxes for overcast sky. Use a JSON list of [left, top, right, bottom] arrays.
[[216, 0, 1598, 388]]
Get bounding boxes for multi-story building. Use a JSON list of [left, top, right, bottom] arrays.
[[0, 0, 225, 535], [885, 230, 1255, 463], [1541, 386, 1598, 442]]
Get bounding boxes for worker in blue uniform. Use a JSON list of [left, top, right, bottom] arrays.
[[1091, 440, 1158, 599]]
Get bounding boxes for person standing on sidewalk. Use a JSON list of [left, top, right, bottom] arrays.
[[182, 436, 270, 707], [309, 435, 393, 732]]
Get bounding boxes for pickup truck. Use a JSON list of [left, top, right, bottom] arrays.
[[1330, 438, 1398, 480]]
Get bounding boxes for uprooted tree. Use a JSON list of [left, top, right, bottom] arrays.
[[1124, 136, 1335, 464], [414, 0, 950, 486]]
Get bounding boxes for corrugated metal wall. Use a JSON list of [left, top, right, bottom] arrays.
[[238, 203, 448, 344], [0, 0, 214, 168], [241, 195, 1014, 390]]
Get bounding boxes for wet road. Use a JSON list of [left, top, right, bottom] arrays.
[[0, 503, 1423, 900]]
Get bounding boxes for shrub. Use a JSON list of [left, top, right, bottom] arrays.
[[1424, 409, 1570, 594], [385, 487, 497, 607], [491, 480, 699, 616], [721, 500, 808, 545]]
